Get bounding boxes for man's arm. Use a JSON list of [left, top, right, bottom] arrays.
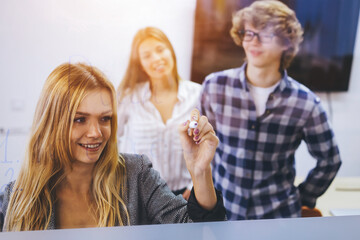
[[298, 101, 342, 208]]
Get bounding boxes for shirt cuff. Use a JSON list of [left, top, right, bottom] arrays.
[[300, 194, 317, 208], [187, 187, 226, 222]]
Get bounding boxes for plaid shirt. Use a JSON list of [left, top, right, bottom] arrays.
[[199, 64, 341, 220]]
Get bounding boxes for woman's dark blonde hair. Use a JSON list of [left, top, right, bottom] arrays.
[[230, 0, 303, 70], [117, 26, 180, 100], [4, 63, 129, 231]]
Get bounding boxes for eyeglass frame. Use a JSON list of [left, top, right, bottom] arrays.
[[238, 29, 275, 44]]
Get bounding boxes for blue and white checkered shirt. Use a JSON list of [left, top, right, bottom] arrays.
[[199, 63, 341, 220]]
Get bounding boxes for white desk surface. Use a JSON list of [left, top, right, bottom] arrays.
[[1, 177, 359, 239], [0, 215, 359, 240], [295, 177, 360, 216]]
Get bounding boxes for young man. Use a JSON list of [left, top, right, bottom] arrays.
[[199, 0, 341, 220]]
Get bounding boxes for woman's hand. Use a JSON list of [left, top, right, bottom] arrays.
[[178, 109, 218, 210], [178, 109, 218, 176]]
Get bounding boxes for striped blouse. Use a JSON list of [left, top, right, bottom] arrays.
[[117, 80, 202, 191]]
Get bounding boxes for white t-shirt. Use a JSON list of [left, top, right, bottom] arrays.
[[247, 81, 280, 117], [117, 80, 202, 191]]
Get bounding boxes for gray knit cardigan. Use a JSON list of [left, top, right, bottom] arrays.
[[1, 154, 218, 230]]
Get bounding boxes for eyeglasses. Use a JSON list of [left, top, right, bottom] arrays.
[[238, 30, 275, 43]]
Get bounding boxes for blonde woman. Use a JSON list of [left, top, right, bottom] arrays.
[[117, 27, 202, 199], [0, 63, 225, 231]]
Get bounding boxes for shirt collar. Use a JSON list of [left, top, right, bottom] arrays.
[[239, 62, 290, 93], [136, 80, 184, 102], [278, 69, 290, 92], [239, 63, 248, 90]]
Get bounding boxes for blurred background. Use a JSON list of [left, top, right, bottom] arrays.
[[1, 0, 360, 191]]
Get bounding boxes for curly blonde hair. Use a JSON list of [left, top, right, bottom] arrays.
[[230, 0, 303, 70]]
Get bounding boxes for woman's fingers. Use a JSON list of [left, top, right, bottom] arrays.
[[180, 108, 217, 146], [188, 109, 200, 136], [194, 128, 218, 145], [193, 116, 215, 144], [179, 119, 190, 140]]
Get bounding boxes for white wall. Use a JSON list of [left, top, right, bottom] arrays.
[[0, 1, 359, 190]]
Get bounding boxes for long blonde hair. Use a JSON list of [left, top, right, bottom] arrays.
[[117, 26, 180, 101], [4, 63, 129, 231]]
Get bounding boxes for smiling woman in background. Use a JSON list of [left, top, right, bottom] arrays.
[[0, 63, 225, 231], [117, 27, 202, 199]]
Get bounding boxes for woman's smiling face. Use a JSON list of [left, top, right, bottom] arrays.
[[70, 88, 113, 165], [138, 37, 175, 81]]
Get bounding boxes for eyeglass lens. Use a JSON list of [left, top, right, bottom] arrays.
[[241, 30, 273, 43]]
